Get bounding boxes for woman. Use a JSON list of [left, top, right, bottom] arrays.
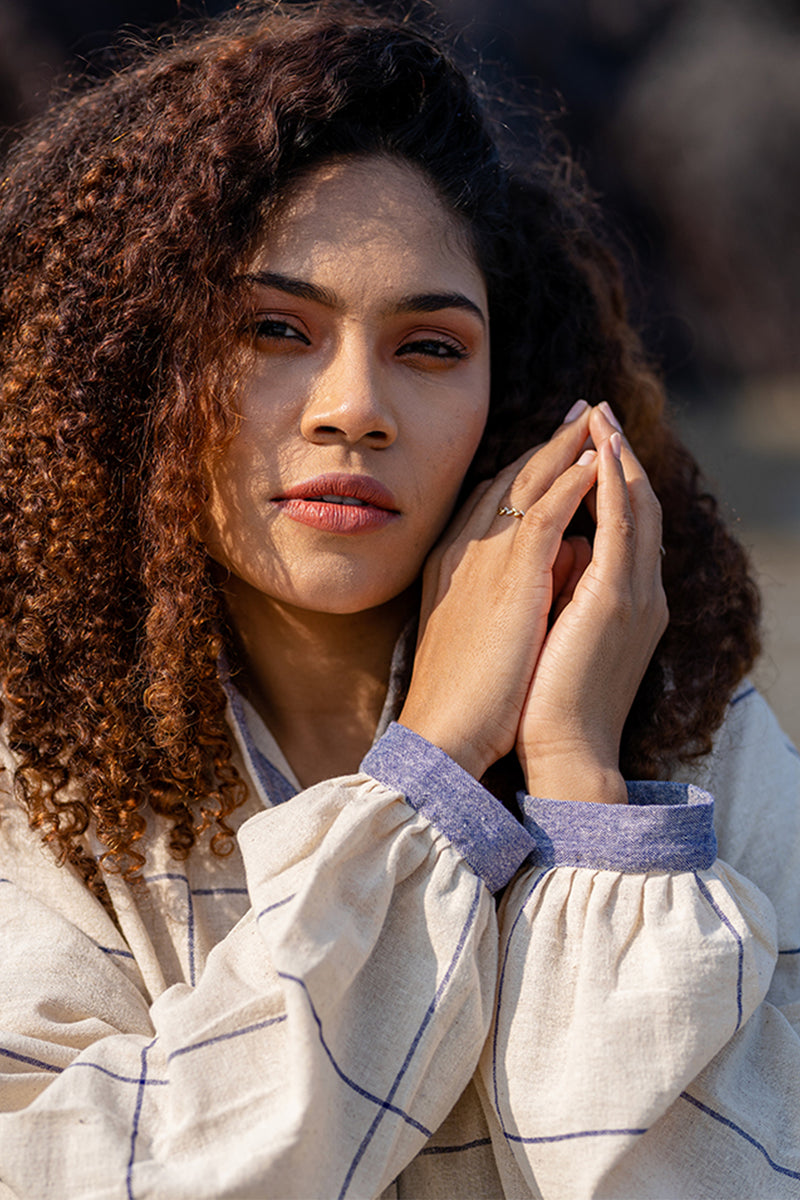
[[0, 3, 797, 1197]]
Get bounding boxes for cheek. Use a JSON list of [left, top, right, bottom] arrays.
[[418, 402, 489, 530]]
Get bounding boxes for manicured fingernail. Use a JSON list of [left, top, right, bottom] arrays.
[[598, 401, 623, 432], [563, 398, 588, 423], [610, 431, 622, 459], [578, 448, 596, 466]]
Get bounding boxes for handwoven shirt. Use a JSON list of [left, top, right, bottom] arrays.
[[0, 682, 798, 1198]]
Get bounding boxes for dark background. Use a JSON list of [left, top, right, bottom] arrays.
[[2, 0, 798, 738]]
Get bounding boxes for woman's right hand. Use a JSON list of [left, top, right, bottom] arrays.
[[398, 402, 598, 780]]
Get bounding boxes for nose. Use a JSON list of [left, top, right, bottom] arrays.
[[300, 334, 397, 448]]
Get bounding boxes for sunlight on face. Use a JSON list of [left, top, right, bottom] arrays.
[[203, 155, 491, 616]]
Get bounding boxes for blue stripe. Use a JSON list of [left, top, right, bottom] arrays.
[[0, 877, 12, 885], [338, 878, 483, 1198], [277, 971, 431, 1140], [191, 887, 249, 897], [125, 1038, 155, 1200], [785, 742, 800, 762], [256, 894, 295, 921], [493, 870, 550, 1126], [420, 1137, 492, 1156], [730, 686, 757, 707], [693, 873, 744, 1031], [168, 1014, 287, 1062], [0, 1046, 61, 1073], [506, 1126, 647, 1145], [96, 944, 135, 961], [68, 1061, 168, 1087], [680, 1092, 800, 1180], [779, 947, 800, 955], [143, 874, 196, 987]]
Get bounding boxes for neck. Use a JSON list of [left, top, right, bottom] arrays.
[[223, 581, 415, 789]]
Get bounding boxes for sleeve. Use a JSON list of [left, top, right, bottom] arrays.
[[477, 699, 800, 1199], [0, 724, 534, 1200]]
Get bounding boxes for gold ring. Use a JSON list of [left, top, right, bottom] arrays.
[[497, 505, 525, 520]]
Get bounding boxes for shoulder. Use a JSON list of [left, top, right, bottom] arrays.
[[674, 684, 800, 947]]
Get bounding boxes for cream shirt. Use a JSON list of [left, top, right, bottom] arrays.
[[0, 683, 798, 1198]]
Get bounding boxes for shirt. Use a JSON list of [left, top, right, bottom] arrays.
[[0, 681, 798, 1198]]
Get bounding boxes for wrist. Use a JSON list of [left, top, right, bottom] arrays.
[[521, 753, 628, 805]]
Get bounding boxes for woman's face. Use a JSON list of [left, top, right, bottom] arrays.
[[203, 155, 490, 616]]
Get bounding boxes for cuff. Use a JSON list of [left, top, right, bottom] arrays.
[[361, 723, 535, 893], [521, 780, 717, 872]]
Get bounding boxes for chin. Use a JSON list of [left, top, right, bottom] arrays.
[[288, 581, 417, 617]]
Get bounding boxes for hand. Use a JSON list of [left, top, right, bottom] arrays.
[[517, 405, 668, 804], [399, 404, 597, 780]]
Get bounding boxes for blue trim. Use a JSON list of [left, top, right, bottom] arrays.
[[361, 723, 535, 893], [521, 782, 716, 873], [225, 683, 296, 806], [779, 947, 800, 955], [167, 1014, 287, 1062], [506, 1126, 647, 1145], [680, 1092, 800, 1181], [785, 742, 800, 762], [0, 1045, 61, 1073], [338, 878, 483, 1198], [256, 894, 295, 922], [420, 1137, 492, 1156], [730, 685, 757, 707], [493, 870, 550, 1127], [693, 873, 744, 1031], [143, 873, 196, 987], [125, 1038, 155, 1200], [277, 970, 432, 1140]]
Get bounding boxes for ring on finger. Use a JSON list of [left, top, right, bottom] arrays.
[[497, 504, 526, 520]]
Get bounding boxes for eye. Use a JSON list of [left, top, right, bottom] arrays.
[[247, 316, 311, 346], [396, 336, 467, 362]]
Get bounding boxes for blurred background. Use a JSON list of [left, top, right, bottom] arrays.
[[1, 0, 798, 742]]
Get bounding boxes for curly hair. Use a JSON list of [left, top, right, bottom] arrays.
[[0, 0, 760, 898]]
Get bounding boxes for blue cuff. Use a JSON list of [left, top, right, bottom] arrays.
[[521, 781, 717, 872], [361, 723, 535, 893]]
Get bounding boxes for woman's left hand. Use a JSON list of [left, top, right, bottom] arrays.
[[517, 404, 668, 805]]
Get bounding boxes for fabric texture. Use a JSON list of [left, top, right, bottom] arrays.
[[0, 683, 798, 1198]]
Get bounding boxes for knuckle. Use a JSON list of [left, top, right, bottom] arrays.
[[615, 512, 637, 543]]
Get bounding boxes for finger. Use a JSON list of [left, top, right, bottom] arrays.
[[448, 404, 593, 546], [513, 450, 599, 566], [503, 405, 593, 514], [552, 535, 592, 621], [552, 539, 576, 603], [591, 434, 636, 587], [590, 405, 662, 573]]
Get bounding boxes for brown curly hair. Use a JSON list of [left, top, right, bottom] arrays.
[[0, 0, 760, 898]]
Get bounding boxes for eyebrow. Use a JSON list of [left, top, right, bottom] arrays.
[[242, 271, 486, 327], [391, 292, 486, 326]]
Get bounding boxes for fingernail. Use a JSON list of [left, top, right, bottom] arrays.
[[577, 448, 596, 466], [563, 398, 588, 424], [610, 431, 622, 459], [598, 401, 623, 432]]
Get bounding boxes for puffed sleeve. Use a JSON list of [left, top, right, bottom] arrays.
[[477, 687, 800, 1199], [0, 724, 534, 1200]]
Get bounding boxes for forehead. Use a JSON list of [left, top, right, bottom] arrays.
[[251, 155, 486, 305]]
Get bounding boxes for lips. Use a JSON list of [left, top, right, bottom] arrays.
[[272, 474, 400, 534]]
